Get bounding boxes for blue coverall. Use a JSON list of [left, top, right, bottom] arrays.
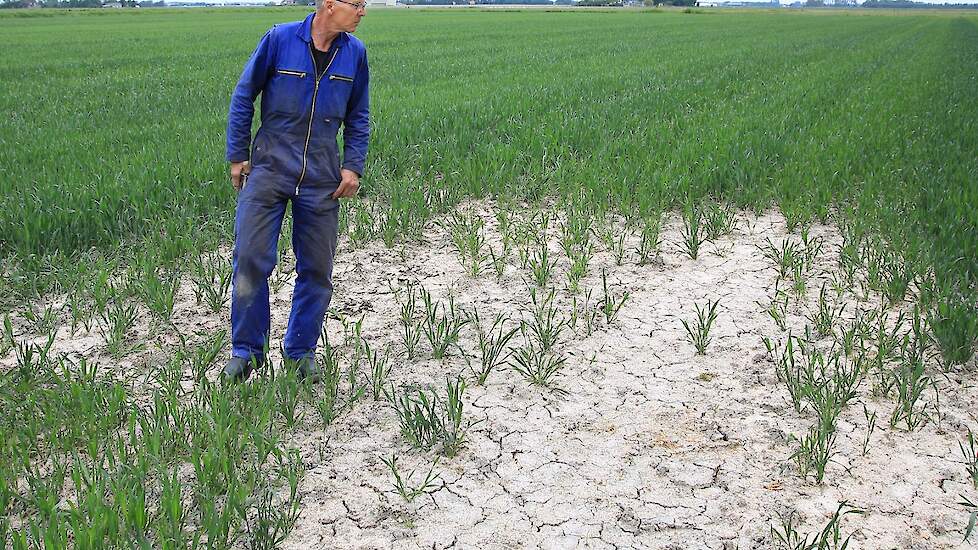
[[225, 13, 370, 363]]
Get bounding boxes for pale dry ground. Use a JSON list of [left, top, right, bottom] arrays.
[[6, 201, 978, 549]]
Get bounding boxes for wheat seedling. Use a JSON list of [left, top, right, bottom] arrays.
[[770, 334, 812, 412], [771, 501, 864, 550], [961, 494, 977, 542], [570, 289, 599, 337], [442, 376, 478, 457], [790, 262, 807, 299], [0, 314, 14, 356], [390, 377, 479, 456], [861, 403, 877, 457], [447, 210, 486, 277], [273, 359, 305, 429], [190, 251, 232, 314], [682, 299, 720, 355], [838, 309, 869, 358], [22, 303, 59, 334], [468, 310, 519, 385], [889, 353, 937, 431], [509, 337, 567, 393], [799, 228, 823, 272], [789, 423, 836, 485], [565, 243, 592, 294], [929, 292, 978, 367], [959, 428, 978, 489], [704, 200, 736, 240], [524, 287, 568, 352], [420, 287, 469, 360], [364, 339, 392, 401], [189, 330, 226, 381], [635, 213, 662, 266], [140, 267, 179, 324], [760, 289, 790, 332], [807, 283, 844, 339], [98, 300, 141, 359], [381, 454, 442, 503], [314, 341, 344, 426], [396, 281, 422, 359], [489, 245, 509, 280], [681, 202, 706, 260], [598, 215, 627, 266], [559, 200, 592, 260], [391, 385, 442, 450], [599, 268, 629, 325], [344, 356, 368, 405], [527, 239, 557, 288], [760, 238, 802, 281], [881, 251, 912, 305]]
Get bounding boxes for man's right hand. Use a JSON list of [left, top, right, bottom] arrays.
[[230, 161, 251, 192]]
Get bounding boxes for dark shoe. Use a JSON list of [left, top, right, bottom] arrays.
[[222, 356, 263, 383], [294, 356, 321, 383]]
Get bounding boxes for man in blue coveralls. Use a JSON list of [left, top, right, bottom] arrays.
[[223, 0, 369, 383]]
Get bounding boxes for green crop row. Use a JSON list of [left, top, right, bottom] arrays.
[[0, 9, 974, 300]]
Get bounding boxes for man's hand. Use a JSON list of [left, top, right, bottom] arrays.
[[230, 161, 251, 192], [333, 169, 360, 199]]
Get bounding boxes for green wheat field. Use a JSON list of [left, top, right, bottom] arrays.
[[0, 6, 976, 549]]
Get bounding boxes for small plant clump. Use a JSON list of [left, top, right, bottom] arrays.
[[681, 201, 707, 260], [420, 287, 470, 360], [770, 502, 864, 550], [599, 268, 630, 325], [380, 454, 442, 503], [390, 377, 481, 458], [446, 209, 487, 277], [682, 299, 720, 355], [467, 310, 519, 385]]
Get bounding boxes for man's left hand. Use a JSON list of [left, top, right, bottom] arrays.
[[333, 169, 360, 199]]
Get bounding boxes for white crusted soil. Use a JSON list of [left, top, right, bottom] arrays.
[[5, 201, 978, 549]]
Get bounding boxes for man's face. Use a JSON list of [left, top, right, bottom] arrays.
[[328, 0, 365, 32]]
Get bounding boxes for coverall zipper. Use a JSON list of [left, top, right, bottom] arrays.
[[296, 46, 339, 196]]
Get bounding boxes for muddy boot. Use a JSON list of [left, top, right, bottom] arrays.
[[295, 356, 322, 384], [222, 356, 262, 383]]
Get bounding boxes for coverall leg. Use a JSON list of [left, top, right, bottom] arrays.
[[283, 184, 340, 361], [230, 176, 289, 362]]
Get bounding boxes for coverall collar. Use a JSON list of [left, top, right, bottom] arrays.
[[296, 11, 350, 49]]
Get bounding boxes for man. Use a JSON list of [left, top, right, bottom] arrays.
[[223, 0, 369, 382]]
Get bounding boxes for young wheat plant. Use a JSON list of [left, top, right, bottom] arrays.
[[467, 310, 519, 385], [599, 268, 629, 325], [380, 454, 442, 503], [682, 299, 720, 355]]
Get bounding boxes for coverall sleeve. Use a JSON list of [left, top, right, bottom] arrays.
[[226, 29, 275, 163], [341, 51, 370, 177]]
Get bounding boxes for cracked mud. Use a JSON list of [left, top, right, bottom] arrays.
[[8, 202, 978, 549]]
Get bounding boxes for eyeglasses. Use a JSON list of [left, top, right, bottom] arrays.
[[335, 0, 367, 9]]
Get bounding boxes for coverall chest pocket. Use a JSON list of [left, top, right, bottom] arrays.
[[266, 68, 308, 115], [323, 73, 355, 118]]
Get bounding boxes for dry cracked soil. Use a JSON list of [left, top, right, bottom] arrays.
[[7, 200, 978, 550]]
